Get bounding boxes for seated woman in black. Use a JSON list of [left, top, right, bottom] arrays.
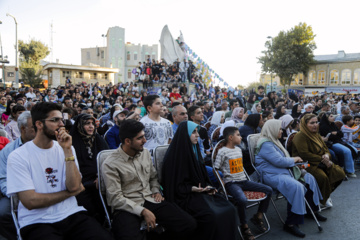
[[162, 121, 240, 240], [70, 114, 109, 223]]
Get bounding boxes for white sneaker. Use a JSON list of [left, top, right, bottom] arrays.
[[325, 197, 333, 208]]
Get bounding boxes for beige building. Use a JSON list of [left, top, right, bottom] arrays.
[[81, 26, 158, 83], [1, 65, 17, 83], [42, 63, 118, 87]]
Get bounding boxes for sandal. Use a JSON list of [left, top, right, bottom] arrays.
[[250, 215, 267, 233], [241, 227, 255, 240]]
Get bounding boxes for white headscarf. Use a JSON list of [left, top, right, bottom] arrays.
[[251, 102, 261, 114], [279, 114, 294, 135], [211, 111, 225, 125], [220, 120, 235, 137], [259, 119, 290, 157]]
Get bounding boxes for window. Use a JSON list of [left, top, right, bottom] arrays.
[[86, 52, 90, 60], [118, 57, 121, 69], [101, 51, 104, 59], [75, 71, 83, 78], [128, 69, 132, 79], [317, 71, 325, 85], [127, 51, 131, 61], [112, 38, 115, 48], [308, 71, 316, 85], [7, 72, 14, 77], [134, 51, 138, 61], [49, 71, 52, 78], [62, 71, 71, 78], [119, 39, 122, 48], [341, 69, 351, 85], [354, 69, 360, 85], [330, 70, 339, 84], [90, 73, 97, 79], [104, 73, 108, 80]]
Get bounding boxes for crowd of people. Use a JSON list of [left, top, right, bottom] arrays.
[[0, 73, 359, 240]]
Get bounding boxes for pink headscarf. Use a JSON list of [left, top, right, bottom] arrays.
[[231, 107, 244, 122]]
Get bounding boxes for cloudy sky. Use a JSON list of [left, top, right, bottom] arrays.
[[1, 0, 359, 87]]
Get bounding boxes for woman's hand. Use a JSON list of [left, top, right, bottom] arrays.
[[192, 183, 205, 192], [331, 131, 337, 135], [321, 136, 329, 142], [293, 157, 303, 163]]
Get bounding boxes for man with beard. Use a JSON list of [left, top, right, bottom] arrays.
[[6, 102, 113, 240], [102, 119, 196, 240]]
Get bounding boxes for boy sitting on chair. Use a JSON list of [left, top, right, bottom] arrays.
[[214, 127, 272, 240]]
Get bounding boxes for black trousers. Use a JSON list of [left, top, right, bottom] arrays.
[[112, 200, 196, 240], [20, 211, 114, 240]]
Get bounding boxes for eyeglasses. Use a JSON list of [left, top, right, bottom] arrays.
[[43, 117, 64, 124]]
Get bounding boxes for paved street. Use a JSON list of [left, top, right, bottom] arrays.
[[246, 170, 360, 240]]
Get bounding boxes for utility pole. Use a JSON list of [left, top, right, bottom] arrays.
[[7, 13, 19, 87]]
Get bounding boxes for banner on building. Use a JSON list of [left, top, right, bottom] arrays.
[[326, 87, 360, 94], [304, 88, 325, 96]]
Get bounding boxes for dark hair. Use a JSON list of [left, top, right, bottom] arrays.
[[258, 85, 264, 90], [229, 100, 238, 107], [11, 104, 25, 117], [354, 115, 360, 120], [62, 97, 71, 104], [276, 99, 285, 104], [196, 102, 204, 107], [31, 102, 62, 132], [262, 111, 271, 119], [4, 100, 15, 115], [143, 95, 160, 113], [119, 119, 145, 143], [291, 118, 300, 129], [223, 127, 239, 143], [322, 103, 329, 108], [62, 107, 74, 116], [342, 115, 353, 125], [171, 102, 181, 108], [128, 104, 137, 111], [188, 105, 201, 119]]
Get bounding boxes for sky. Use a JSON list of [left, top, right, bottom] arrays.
[[1, 0, 360, 88]]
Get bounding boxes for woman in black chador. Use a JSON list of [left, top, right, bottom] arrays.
[[70, 114, 109, 223], [161, 121, 240, 240]]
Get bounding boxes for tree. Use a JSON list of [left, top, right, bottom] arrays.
[[236, 84, 245, 89], [18, 39, 50, 87], [246, 81, 262, 92], [258, 22, 316, 87]]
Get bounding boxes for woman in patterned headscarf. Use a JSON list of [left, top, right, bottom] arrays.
[[70, 114, 109, 223]]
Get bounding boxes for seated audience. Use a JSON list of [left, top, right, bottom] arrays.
[[292, 114, 345, 208], [255, 119, 325, 238], [102, 119, 196, 240], [215, 127, 272, 240], [5, 104, 25, 141], [162, 121, 241, 240]]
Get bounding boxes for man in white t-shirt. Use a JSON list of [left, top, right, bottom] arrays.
[[140, 95, 173, 155], [6, 102, 112, 240], [25, 87, 36, 99]]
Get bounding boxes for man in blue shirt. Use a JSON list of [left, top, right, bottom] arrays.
[[0, 111, 35, 240], [171, 105, 188, 134], [106, 109, 129, 149]]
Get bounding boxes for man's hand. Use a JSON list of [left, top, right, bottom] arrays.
[[94, 178, 99, 190], [141, 209, 156, 231], [152, 192, 164, 202], [55, 127, 72, 150]]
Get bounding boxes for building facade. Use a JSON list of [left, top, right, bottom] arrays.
[[81, 26, 159, 83], [262, 51, 360, 94], [42, 63, 118, 87]]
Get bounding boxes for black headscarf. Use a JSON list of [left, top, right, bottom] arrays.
[[291, 103, 301, 118], [70, 114, 109, 183], [244, 113, 261, 131], [161, 121, 211, 207], [247, 94, 255, 103], [319, 113, 343, 143]]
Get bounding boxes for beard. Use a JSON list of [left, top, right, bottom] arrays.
[[43, 123, 57, 140]]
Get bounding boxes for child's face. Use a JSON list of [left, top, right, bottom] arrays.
[[231, 131, 242, 145], [355, 118, 360, 126]]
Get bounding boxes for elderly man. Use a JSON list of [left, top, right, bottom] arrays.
[[349, 102, 360, 116], [335, 106, 351, 122], [299, 103, 314, 119], [171, 105, 188, 134], [0, 112, 35, 240]]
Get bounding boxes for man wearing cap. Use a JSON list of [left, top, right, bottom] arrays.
[[106, 109, 129, 149]]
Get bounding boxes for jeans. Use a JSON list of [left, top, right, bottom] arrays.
[[0, 195, 16, 240], [225, 180, 273, 225], [331, 143, 355, 174], [206, 166, 223, 188]]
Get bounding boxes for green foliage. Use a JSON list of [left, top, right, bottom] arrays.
[[18, 39, 49, 88], [258, 22, 316, 87], [246, 81, 263, 91], [236, 84, 245, 89]]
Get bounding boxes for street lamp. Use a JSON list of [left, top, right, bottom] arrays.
[[267, 36, 273, 92], [101, 34, 107, 67], [7, 13, 19, 86]]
